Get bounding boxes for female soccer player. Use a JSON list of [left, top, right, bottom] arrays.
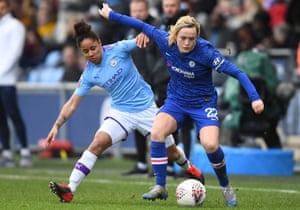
[[99, 3, 265, 207], [46, 20, 203, 203]]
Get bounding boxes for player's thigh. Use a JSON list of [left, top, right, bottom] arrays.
[[98, 116, 131, 145], [135, 103, 158, 136], [151, 112, 177, 140], [134, 104, 176, 147]]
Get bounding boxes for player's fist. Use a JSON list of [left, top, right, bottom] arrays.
[[251, 99, 264, 114]]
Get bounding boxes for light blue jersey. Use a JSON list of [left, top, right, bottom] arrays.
[[75, 39, 154, 112]]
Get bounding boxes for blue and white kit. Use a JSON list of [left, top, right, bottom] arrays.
[[109, 11, 261, 130]]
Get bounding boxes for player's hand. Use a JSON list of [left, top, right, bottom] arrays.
[[98, 3, 111, 19], [46, 126, 58, 147], [251, 99, 264, 114], [136, 33, 150, 48]]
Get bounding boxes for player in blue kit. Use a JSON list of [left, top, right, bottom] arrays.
[[99, 3, 265, 207], [46, 20, 204, 203]]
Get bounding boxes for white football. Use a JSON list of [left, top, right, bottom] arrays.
[[176, 179, 206, 207]]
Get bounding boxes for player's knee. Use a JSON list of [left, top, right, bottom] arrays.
[[202, 142, 218, 153], [150, 131, 167, 141]]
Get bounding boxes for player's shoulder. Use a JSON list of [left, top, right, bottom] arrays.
[[188, 38, 214, 59], [103, 39, 135, 52], [196, 37, 215, 50], [103, 42, 119, 51], [82, 61, 95, 74]]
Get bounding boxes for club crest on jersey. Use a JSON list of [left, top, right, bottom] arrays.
[[110, 59, 117, 67], [189, 60, 195, 68]]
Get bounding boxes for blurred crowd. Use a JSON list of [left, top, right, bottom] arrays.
[[11, 0, 300, 83]]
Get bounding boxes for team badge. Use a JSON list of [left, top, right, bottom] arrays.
[[110, 59, 117, 67], [189, 60, 195, 68]]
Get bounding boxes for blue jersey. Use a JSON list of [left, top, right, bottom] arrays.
[[109, 11, 261, 108], [75, 39, 154, 112]]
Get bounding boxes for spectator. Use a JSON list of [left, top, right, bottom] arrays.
[[0, 0, 32, 167], [220, 0, 261, 31], [10, 0, 37, 29], [270, 22, 291, 48], [54, 11, 84, 47], [19, 28, 49, 79], [222, 23, 283, 148], [61, 44, 82, 82], [181, 0, 217, 31], [205, 11, 233, 48], [268, 0, 287, 29], [27, 50, 63, 83], [36, 0, 58, 47], [251, 9, 273, 50], [182, 0, 217, 16], [286, 0, 300, 48]]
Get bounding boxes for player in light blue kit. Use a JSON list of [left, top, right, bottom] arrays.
[[46, 20, 204, 203], [99, 3, 265, 207]]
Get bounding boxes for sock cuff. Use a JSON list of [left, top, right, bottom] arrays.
[[151, 141, 165, 148], [207, 147, 224, 164], [83, 150, 98, 161]]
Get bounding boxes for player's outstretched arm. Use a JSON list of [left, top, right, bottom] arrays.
[[46, 94, 82, 146], [98, 2, 161, 46]]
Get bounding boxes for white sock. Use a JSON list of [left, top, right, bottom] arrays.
[[68, 150, 97, 193], [175, 146, 189, 170]]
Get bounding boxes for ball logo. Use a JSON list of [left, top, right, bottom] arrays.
[[189, 60, 195, 68], [110, 59, 117, 67], [176, 187, 187, 200]]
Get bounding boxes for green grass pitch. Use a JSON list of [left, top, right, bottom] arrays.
[[0, 156, 299, 210]]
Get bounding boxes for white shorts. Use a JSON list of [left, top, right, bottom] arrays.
[[98, 103, 175, 148]]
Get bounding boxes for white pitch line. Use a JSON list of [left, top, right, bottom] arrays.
[[0, 174, 299, 194]]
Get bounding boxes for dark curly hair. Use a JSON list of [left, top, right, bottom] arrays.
[[74, 20, 100, 47]]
